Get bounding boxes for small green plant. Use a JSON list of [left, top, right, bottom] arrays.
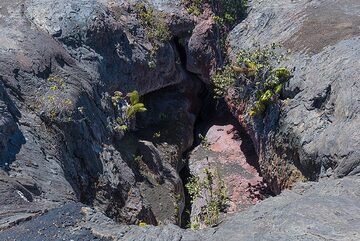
[[201, 168, 227, 227], [212, 65, 237, 97], [134, 155, 144, 163], [182, 0, 204, 16], [40, 75, 84, 123], [48, 75, 65, 87], [134, 3, 171, 44], [111, 90, 147, 132], [198, 134, 211, 149], [153, 131, 161, 139], [190, 216, 200, 230], [147, 60, 157, 69], [186, 168, 228, 229], [212, 44, 293, 116], [203, 200, 220, 226], [111, 91, 123, 106], [138, 221, 148, 227], [173, 194, 182, 222], [215, 0, 248, 25], [182, 0, 247, 57], [133, 2, 171, 67], [182, 0, 247, 25], [186, 176, 201, 201], [126, 90, 147, 119]]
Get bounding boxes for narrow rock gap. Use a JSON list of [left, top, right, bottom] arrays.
[[172, 34, 274, 228], [179, 95, 273, 229], [174, 36, 188, 67], [179, 159, 191, 228]]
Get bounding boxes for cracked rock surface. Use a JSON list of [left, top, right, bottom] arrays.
[[0, 176, 359, 241], [227, 0, 360, 193], [0, 0, 359, 240]]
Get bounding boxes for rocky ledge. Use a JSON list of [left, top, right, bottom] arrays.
[[0, 176, 359, 241]]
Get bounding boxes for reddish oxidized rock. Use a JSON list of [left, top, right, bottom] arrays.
[[188, 124, 268, 228]]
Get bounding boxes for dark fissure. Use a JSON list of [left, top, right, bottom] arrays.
[[178, 93, 272, 228]]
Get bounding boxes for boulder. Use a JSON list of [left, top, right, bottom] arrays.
[[0, 0, 217, 226], [227, 0, 360, 192]]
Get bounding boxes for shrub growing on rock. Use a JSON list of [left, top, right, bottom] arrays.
[[186, 168, 228, 229], [111, 90, 147, 132], [133, 2, 171, 68], [212, 44, 293, 116], [38, 75, 84, 124], [183, 0, 248, 25]]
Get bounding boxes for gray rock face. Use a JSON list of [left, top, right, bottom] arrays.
[[227, 0, 360, 192], [1, 176, 359, 241], [211, 176, 360, 241], [0, 84, 23, 166], [186, 17, 222, 84], [0, 0, 220, 227]]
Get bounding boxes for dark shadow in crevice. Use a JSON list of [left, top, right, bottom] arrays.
[[174, 36, 188, 67], [179, 162, 191, 228], [179, 96, 271, 228], [192, 98, 262, 174]]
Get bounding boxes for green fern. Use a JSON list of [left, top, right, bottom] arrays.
[[111, 90, 147, 132], [126, 102, 147, 119], [128, 90, 140, 105]]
